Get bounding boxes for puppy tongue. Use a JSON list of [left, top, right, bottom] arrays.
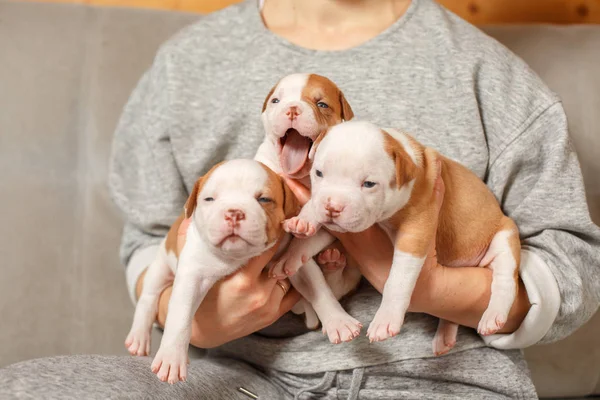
[[280, 129, 311, 175]]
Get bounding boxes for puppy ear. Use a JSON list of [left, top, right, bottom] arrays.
[[339, 91, 354, 121], [393, 146, 418, 188], [262, 84, 276, 113], [382, 130, 418, 188], [308, 126, 331, 160], [281, 178, 301, 219], [184, 180, 201, 219], [183, 161, 224, 218]]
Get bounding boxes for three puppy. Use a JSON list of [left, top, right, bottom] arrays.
[[126, 74, 520, 383]]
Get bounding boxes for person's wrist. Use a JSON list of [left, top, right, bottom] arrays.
[[409, 260, 446, 313]]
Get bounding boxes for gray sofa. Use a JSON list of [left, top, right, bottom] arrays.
[[0, 1, 599, 398]]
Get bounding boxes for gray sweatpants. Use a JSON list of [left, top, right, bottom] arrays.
[[0, 348, 537, 400]]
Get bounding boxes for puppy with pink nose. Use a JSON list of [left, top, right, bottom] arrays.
[[255, 73, 363, 339], [125, 159, 298, 384], [284, 120, 521, 355]]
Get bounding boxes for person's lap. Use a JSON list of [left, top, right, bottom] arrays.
[[0, 354, 287, 400], [0, 348, 537, 400]]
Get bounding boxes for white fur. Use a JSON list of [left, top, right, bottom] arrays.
[[255, 75, 360, 337], [127, 160, 281, 383], [477, 229, 518, 335], [289, 259, 362, 344], [287, 121, 425, 343], [432, 319, 459, 356], [305, 121, 416, 233], [261, 73, 321, 144], [367, 251, 426, 342]]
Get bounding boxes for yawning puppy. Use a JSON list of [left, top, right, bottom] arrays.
[[284, 121, 521, 355], [126, 159, 298, 384], [255, 73, 363, 338], [256, 73, 354, 182]]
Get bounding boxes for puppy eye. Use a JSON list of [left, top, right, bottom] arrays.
[[271, 98, 280, 104], [317, 101, 329, 109], [315, 170, 323, 178], [362, 181, 377, 188], [204, 197, 215, 202], [257, 197, 273, 203]]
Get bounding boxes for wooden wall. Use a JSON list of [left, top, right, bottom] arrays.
[[17, 0, 600, 24]]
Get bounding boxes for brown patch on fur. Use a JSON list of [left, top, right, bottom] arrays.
[[303, 74, 354, 135], [381, 129, 421, 189], [184, 161, 226, 219], [258, 163, 301, 244], [165, 214, 185, 257], [383, 131, 519, 271], [262, 84, 276, 113]]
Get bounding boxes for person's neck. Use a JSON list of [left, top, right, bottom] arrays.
[[262, 0, 411, 51]]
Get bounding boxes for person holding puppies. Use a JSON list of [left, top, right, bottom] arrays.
[[4, 0, 598, 399]]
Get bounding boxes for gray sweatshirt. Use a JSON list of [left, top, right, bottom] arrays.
[[108, 0, 600, 374]]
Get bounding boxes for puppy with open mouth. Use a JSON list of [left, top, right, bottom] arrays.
[[255, 73, 364, 337]]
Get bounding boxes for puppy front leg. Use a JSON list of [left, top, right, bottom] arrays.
[[290, 259, 362, 344], [367, 249, 425, 342], [126, 254, 173, 356], [151, 251, 217, 384], [269, 230, 336, 279], [283, 200, 321, 238]]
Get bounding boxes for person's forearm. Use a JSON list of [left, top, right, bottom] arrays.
[[422, 265, 530, 333], [334, 228, 530, 334]]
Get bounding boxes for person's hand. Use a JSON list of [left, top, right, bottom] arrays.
[[136, 218, 301, 349], [282, 169, 445, 313]]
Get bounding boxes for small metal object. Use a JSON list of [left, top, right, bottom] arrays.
[[238, 387, 258, 399], [275, 280, 289, 296]]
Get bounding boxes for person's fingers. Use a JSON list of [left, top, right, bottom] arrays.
[[282, 176, 311, 206], [275, 288, 302, 318]]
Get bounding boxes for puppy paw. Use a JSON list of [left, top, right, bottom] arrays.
[[125, 329, 151, 356], [283, 217, 318, 238], [151, 344, 189, 384], [367, 306, 404, 343], [269, 253, 307, 279], [317, 248, 347, 272], [477, 308, 507, 336], [432, 328, 457, 356], [321, 312, 362, 344]]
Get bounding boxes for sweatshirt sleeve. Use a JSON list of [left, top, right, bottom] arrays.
[[482, 101, 600, 348], [108, 48, 187, 304]]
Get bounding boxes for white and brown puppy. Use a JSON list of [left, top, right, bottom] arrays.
[[125, 159, 298, 384], [256, 73, 354, 183], [255, 73, 362, 337], [284, 121, 521, 355]]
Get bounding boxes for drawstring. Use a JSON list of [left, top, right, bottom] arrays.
[[294, 371, 336, 400], [293, 367, 364, 400], [347, 367, 364, 400]]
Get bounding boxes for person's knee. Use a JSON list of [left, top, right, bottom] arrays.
[[0, 355, 280, 400]]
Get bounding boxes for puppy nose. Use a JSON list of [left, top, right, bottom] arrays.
[[286, 106, 301, 120], [225, 209, 245, 223], [325, 200, 345, 216]]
